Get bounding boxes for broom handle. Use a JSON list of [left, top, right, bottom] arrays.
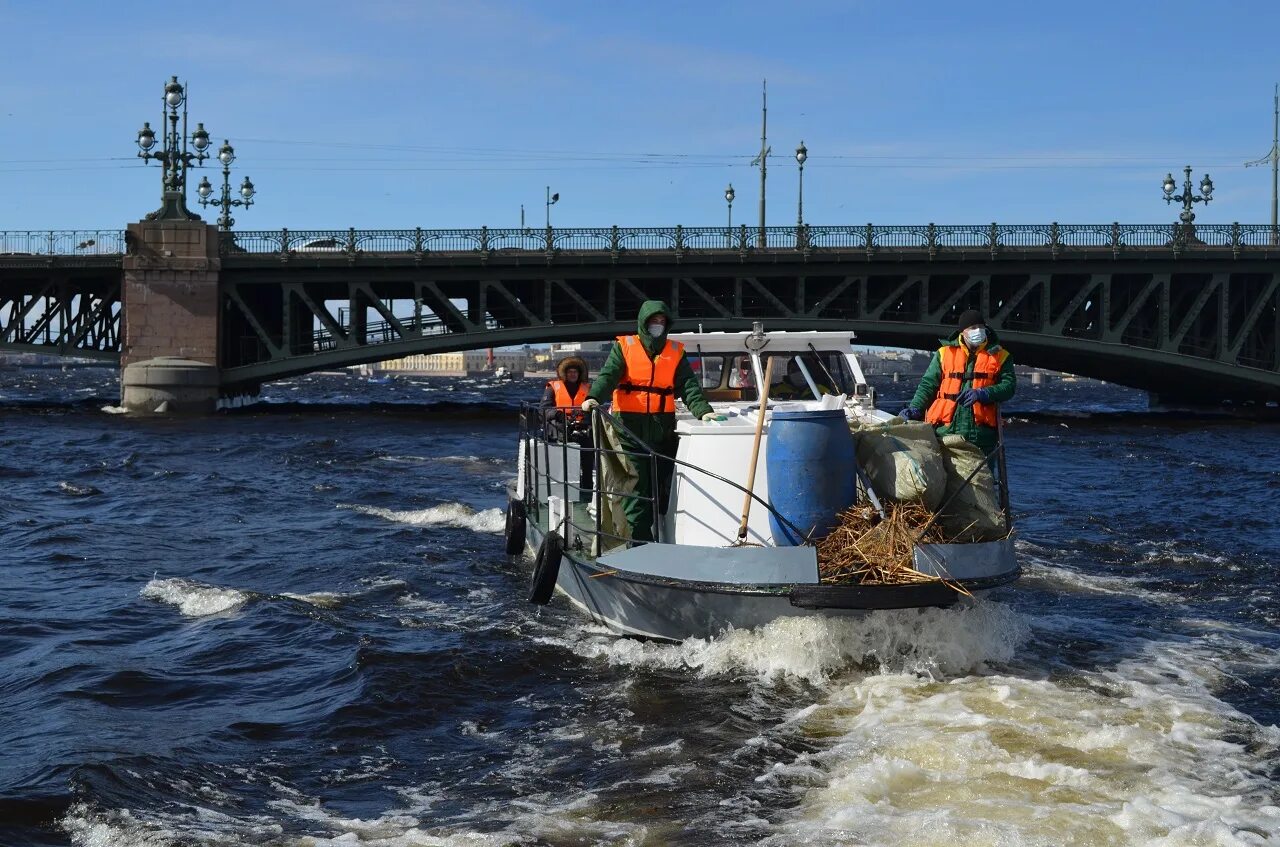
[[738, 356, 776, 541]]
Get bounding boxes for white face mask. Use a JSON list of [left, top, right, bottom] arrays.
[[964, 326, 987, 347], [646, 322, 666, 337]]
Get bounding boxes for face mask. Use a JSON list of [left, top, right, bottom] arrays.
[[964, 327, 987, 347], [647, 322, 666, 337]]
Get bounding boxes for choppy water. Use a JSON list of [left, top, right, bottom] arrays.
[[1, 368, 1278, 846]]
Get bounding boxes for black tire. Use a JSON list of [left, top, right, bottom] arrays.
[[528, 531, 563, 605], [504, 499, 527, 556]]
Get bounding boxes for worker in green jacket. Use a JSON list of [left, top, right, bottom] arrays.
[[899, 309, 1016, 456], [582, 300, 715, 543]]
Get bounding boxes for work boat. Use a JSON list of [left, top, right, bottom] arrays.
[[506, 328, 1020, 642]]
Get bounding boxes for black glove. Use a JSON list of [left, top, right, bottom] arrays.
[[898, 406, 924, 421], [957, 388, 990, 407]]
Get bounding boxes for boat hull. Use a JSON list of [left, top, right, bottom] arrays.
[[525, 520, 1019, 642]]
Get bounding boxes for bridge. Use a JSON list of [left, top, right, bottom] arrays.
[[1, 221, 1278, 410]]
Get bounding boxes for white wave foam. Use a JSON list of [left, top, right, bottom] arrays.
[[280, 591, 345, 608], [762, 635, 1280, 846], [340, 502, 505, 534], [542, 601, 1030, 684], [264, 793, 646, 846], [377, 454, 430, 464], [100, 404, 128, 415], [62, 803, 179, 847], [58, 481, 101, 497], [1020, 556, 1182, 603], [140, 577, 250, 617]]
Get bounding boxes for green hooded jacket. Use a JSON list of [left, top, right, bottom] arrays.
[[907, 327, 1016, 454], [587, 300, 714, 452]]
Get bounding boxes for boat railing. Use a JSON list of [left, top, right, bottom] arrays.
[[518, 401, 808, 552], [519, 401, 655, 551], [519, 401, 1012, 554], [996, 413, 1012, 529]]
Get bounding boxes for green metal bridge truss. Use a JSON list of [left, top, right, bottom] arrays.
[[2, 225, 1277, 402]]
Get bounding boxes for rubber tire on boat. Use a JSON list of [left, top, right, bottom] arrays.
[[528, 531, 563, 605], [504, 499, 527, 556]]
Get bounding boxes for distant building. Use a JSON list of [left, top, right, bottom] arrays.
[[539, 340, 612, 375], [375, 349, 529, 376]]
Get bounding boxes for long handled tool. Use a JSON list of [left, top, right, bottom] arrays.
[[737, 356, 777, 542]]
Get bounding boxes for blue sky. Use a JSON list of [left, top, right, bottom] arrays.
[[2, 0, 1278, 231]]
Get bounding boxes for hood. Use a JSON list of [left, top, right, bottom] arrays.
[[556, 356, 588, 382], [637, 300, 672, 355], [939, 325, 1002, 349]]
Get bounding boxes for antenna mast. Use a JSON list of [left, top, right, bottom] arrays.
[[1245, 84, 1279, 243], [750, 80, 771, 248]]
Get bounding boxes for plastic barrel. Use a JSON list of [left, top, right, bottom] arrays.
[[766, 408, 858, 546]]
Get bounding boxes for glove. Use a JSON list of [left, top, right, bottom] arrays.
[[957, 388, 991, 407], [898, 406, 923, 421], [701, 412, 719, 422], [581, 398, 599, 412]]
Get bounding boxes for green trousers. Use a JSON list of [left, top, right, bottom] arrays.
[[618, 430, 677, 544]]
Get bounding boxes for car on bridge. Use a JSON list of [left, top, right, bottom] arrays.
[[294, 237, 347, 252]]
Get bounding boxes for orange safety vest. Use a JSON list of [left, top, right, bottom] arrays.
[[549, 379, 589, 423], [925, 344, 1010, 428], [611, 335, 684, 414]]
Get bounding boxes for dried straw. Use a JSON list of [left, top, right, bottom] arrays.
[[815, 502, 969, 596]]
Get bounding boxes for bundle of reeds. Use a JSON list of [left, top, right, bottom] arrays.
[[815, 502, 964, 591]]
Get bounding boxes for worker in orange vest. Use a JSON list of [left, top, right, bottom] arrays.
[[539, 355, 593, 498], [581, 300, 716, 542], [899, 309, 1016, 457]]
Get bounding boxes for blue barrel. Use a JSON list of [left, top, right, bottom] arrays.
[[766, 408, 858, 546]]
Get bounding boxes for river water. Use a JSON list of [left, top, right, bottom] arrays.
[[1, 368, 1278, 846]]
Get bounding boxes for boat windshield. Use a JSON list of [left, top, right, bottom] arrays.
[[729, 352, 859, 401]]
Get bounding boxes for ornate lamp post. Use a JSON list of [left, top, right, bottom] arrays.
[[795, 140, 807, 227], [795, 141, 808, 250], [545, 186, 560, 228], [196, 140, 256, 230], [725, 183, 735, 245], [1162, 165, 1214, 240], [135, 76, 211, 221]]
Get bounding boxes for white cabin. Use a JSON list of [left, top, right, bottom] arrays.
[[664, 329, 894, 548]]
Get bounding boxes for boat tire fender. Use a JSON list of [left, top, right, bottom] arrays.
[[505, 498, 527, 556], [528, 531, 563, 605]]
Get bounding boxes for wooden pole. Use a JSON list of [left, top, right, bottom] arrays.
[[737, 356, 776, 541]]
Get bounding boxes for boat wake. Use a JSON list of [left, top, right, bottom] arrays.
[[540, 600, 1031, 685], [757, 628, 1280, 846]]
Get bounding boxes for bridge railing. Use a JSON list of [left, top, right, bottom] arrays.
[[4, 224, 1279, 258], [0, 230, 126, 256], [219, 223, 1280, 257]]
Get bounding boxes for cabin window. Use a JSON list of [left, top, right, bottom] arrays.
[[690, 353, 726, 389]]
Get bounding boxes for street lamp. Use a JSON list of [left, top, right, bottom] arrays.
[[795, 140, 807, 227], [545, 186, 560, 228], [135, 76, 211, 221], [1162, 165, 1214, 237], [196, 140, 256, 230], [725, 183, 735, 244]]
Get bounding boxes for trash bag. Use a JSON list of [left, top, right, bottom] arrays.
[[937, 434, 1007, 541], [849, 419, 947, 510]]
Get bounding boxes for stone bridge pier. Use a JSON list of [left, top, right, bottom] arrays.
[[120, 219, 222, 413]]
